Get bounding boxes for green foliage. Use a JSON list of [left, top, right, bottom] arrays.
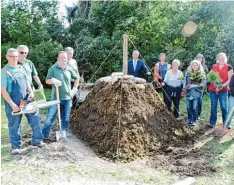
[[28, 41, 63, 82], [207, 71, 223, 92], [207, 71, 222, 84], [1, 0, 65, 83], [1, 0, 234, 82], [67, 1, 234, 79], [189, 72, 204, 84]]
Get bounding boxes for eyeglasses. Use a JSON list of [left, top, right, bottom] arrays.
[[19, 51, 28, 54], [8, 55, 18, 58]]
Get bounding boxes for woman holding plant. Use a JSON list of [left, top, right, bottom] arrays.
[[184, 60, 206, 126], [208, 52, 233, 128]]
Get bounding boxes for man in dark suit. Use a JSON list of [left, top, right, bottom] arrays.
[[128, 50, 151, 78]]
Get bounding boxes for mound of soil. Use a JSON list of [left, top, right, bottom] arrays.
[[70, 77, 189, 161]]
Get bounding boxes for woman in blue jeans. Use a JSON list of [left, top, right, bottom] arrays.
[[225, 74, 234, 129], [209, 53, 233, 128], [184, 60, 206, 126]]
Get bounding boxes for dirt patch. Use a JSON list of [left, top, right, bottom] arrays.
[[70, 77, 190, 161], [147, 127, 232, 177], [149, 146, 216, 177]]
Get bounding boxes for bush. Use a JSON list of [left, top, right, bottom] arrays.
[[28, 41, 63, 85]]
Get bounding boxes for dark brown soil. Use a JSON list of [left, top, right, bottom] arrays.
[[70, 78, 190, 161], [149, 146, 216, 177]]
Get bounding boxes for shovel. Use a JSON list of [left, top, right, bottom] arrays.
[[224, 107, 234, 127], [55, 85, 66, 141], [216, 107, 234, 132]]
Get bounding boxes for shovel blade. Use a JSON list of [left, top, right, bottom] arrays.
[[56, 131, 66, 141]]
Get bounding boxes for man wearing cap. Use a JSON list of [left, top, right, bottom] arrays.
[[1, 48, 45, 155], [42, 51, 79, 139], [195, 53, 209, 119], [128, 50, 151, 78], [196, 53, 209, 74], [17, 45, 43, 91]]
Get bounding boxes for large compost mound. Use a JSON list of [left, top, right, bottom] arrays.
[[70, 76, 188, 161]]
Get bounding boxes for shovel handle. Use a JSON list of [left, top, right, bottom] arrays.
[[224, 107, 234, 126], [55, 86, 62, 131]]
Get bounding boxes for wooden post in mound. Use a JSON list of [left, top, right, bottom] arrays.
[[122, 34, 128, 75]]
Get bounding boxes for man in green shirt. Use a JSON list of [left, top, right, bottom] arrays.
[[17, 45, 43, 91], [42, 51, 79, 139]]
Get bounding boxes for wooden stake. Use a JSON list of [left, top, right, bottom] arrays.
[[122, 34, 128, 75]]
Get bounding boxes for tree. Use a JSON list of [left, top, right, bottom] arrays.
[[1, 0, 66, 82]]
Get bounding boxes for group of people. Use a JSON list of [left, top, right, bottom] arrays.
[[128, 50, 234, 128], [1, 46, 233, 155], [1, 46, 80, 155]]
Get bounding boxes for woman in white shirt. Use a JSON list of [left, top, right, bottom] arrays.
[[162, 59, 184, 118]]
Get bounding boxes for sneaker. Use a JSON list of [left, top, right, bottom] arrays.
[[197, 117, 200, 120], [191, 122, 196, 126], [186, 121, 191, 126], [32, 141, 46, 147], [227, 126, 231, 130], [66, 131, 72, 137], [12, 149, 20, 155], [43, 138, 50, 143], [43, 137, 49, 141], [208, 124, 215, 128]]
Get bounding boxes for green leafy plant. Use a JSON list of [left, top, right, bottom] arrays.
[[189, 72, 203, 84], [207, 71, 223, 91]]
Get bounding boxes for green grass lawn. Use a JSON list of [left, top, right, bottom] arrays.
[[1, 89, 234, 185]]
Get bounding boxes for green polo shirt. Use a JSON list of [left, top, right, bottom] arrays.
[[18, 59, 38, 90], [46, 62, 78, 100], [202, 64, 209, 74], [1, 64, 27, 93]]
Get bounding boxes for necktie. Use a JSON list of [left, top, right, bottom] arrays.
[[134, 60, 137, 71]]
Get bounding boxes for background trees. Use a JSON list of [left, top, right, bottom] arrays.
[[2, 0, 234, 83]]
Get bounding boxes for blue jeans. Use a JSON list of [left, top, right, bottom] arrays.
[[198, 95, 203, 117], [186, 98, 199, 123], [4, 73, 43, 149], [5, 104, 43, 149], [226, 95, 234, 128], [209, 91, 228, 126], [42, 100, 72, 138]]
